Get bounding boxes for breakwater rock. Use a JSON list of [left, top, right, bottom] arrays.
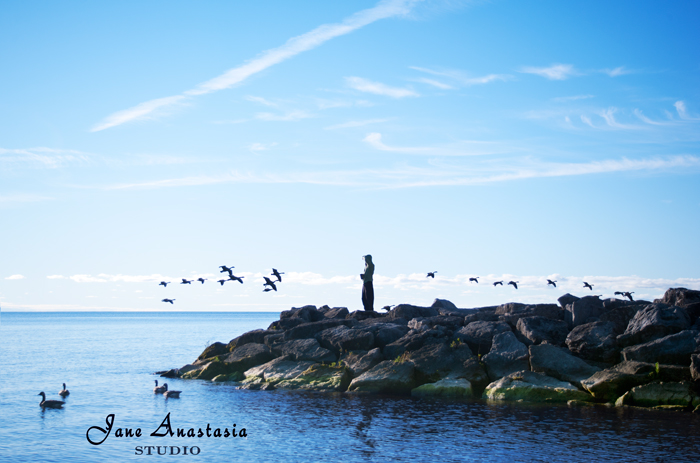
[[160, 288, 700, 412]]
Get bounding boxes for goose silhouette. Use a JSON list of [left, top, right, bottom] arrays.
[[547, 279, 557, 287], [427, 271, 437, 278], [469, 277, 479, 283], [263, 277, 277, 291], [508, 281, 519, 289], [159, 281, 170, 287], [272, 268, 284, 282], [162, 299, 175, 304], [154, 380, 167, 394], [493, 281, 504, 286], [38, 392, 64, 409], [58, 383, 70, 397], [583, 282, 593, 290]]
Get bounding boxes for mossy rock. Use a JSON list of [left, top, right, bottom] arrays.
[[484, 370, 591, 403], [276, 364, 351, 391], [211, 371, 245, 382], [196, 359, 241, 381], [411, 378, 473, 399]]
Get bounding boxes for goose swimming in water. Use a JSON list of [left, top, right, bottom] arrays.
[[163, 384, 181, 398], [38, 392, 64, 409], [154, 380, 167, 394], [59, 383, 70, 397]]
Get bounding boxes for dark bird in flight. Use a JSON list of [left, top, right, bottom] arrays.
[[263, 277, 278, 291], [622, 291, 635, 302], [583, 282, 594, 290], [217, 279, 228, 286], [381, 305, 395, 312], [508, 281, 519, 289], [181, 279, 193, 285], [228, 274, 244, 284], [427, 271, 437, 278], [38, 392, 64, 409], [614, 291, 624, 296], [263, 287, 274, 292], [272, 268, 285, 282], [493, 281, 504, 286], [196, 278, 207, 284], [547, 279, 557, 287], [469, 277, 479, 283], [162, 299, 175, 304], [159, 281, 170, 287], [219, 265, 234, 273]]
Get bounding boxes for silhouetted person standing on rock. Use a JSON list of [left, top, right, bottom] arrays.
[[361, 254, 375, 312]]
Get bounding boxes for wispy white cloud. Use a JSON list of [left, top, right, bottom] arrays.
[[345, 77, 419, 98], [598, 107, 641, 129], [255, 110, 313, 121], [413, 77, 454, 89], [324, 118, 391, 130], [580, 115, 595, 128], [363, 132, 508, 156], [410, 66, 511, 86], [91, 0, 419, 131], [633, 109, 673, 126], [5, 275, 25, 280], [552, 94, 594, 102], [601, 66, 631, 77], [520, 63, 577, 80], [0, 147, 90, 168], [245, 95, 278, 107], [674, 100, 699, 120], [249, 142, 278, 153]]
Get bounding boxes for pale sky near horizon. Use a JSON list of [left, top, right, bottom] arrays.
[[1, 0, 699, 312]]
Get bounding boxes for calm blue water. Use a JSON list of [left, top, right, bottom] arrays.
[[1, 312, 700, 462]]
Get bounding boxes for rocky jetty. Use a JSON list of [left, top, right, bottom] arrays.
[[160, 288, 700, 412]]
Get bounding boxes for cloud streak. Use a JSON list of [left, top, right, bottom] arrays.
[[91, 0, 420, 131], [345, 77, 419, 98], [520, 64, 577, 80]]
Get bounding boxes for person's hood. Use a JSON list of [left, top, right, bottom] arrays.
[[363, 255, 373, 265]]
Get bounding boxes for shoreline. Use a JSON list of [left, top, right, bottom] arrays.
[[160, 287, 700, 412]]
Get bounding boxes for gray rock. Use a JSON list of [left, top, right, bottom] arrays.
[[224, 343, 275, 372], [599, 303, 645, 334], [271, 338, 337, 363], [389, 304, 439, 320], [565, 296, 604, 329], [565, 321, 619, 363], [408, 315, 464, 332], [529, 344, 600, 385], [323, 307, 349, 319], [617, 303, 691, 347], [691, 354, 700, 382], [348, 360, 417, 394], [496, 303, 564, 326], [382, 329, 445, 359], [482, 331, 529, 381], [655, 287, 700, 324], [263, 332, 284, 348], [558, 293, 579, 309], [451, 357, 490, 394], [453, 321, 512, 356], [244, 357, 316, 383], [227, 329, 277, 350], [484, 370, 592, 403], [280, 305, 324, 322], [197, 342, 229, 361], [463, 306, 499, 324], [615, 381, 700, 408], [621, 330, 700, 365], [431, 298, 458, 311], [411, 378, 473, 398], [581, 361, 658, 401], [283, 319, 354, 341], [374, 325, 410, 348], [316, 325, 375, 355], [275, 364, 352, 392], [516, 316, 569, 346], [346, 310, 385, 321], [342, 348, 384, 376], [405, 341, 466, 382]]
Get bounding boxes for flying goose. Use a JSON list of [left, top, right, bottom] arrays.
[[159, 281, 170, 287], [228, 275, 244, 284], [219, 265, 234, 273], [263, 277, 277, 291], [583, 282, 594, 290], [162, 299, 175, 304], [622, 291, 635, 302], [58, 383, 70, 397], [196, 278, 207, 284], [547, 279, 557, 287], [271, 268, 285, 282], [426, 271, 437, 278], [217, 279, 228, 286], [181, 279, 193, 285], [469, 277, 479, 283], [493, 281, 504, 286], [38, 392, 64, 409], [508, 281, 519, 289]]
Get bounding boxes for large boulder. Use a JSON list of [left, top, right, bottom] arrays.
[[197, 342, 229, 361], [581, 361, 658, 401], [405, 341, 470, 382], [558, 293, 579, 309], [565, 321, 619, 363], [389, 304, 439, 320], [275, 364, 352, 392], [431, 298, 458, 311], [342, 348, 384, 376], [408, 316, 464, 332], [227, 329, 278, 351], [496, 303, 563, 326], [323, 307, 349, 319], [616, 304, 691, 347], [280, 305, 325, 322], [516, 316, 569, 346], [452, 357, 490, 394], [411, 378, 473, 398], [316, 325, 375, 356], [655, 288, 700, 324], [374, 325, 410, 348], [616, 381, 700, 408], [621, 330, 700, 365], [282, 319, 354, 341], [529, 344, 600, 385], [599, 303, 645, 334], [482, 331, 529, 381], [270, 338, 336, 363], [223, 343, 275, 372], [382, 329, 445, 359], [244, 357, 316, 383], [348, 360, 417, 394], [463, 306, 500, 324], [453, 321, 512, 356], [484, 370, 591, 403], [564, 296, 604, 329]]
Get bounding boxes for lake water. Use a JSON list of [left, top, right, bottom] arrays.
[[1, 312, 700, 462]]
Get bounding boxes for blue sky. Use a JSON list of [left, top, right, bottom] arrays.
[[2, 0, 699, 312]]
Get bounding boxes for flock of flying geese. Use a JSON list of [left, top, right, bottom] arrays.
[[160, 265, 285, 304], [37, 381, 181, 409], [426, 272, 635, 301]]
